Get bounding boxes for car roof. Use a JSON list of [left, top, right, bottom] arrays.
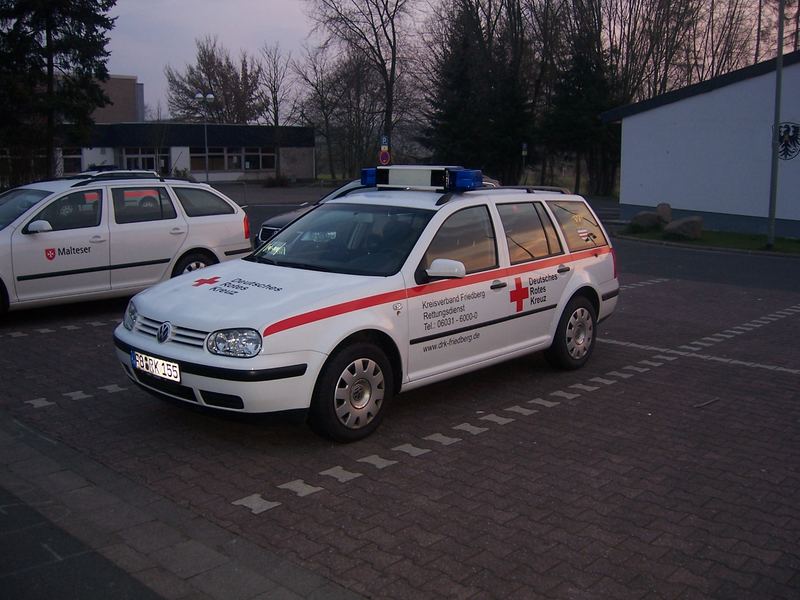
[[325, 187, 586, 211], [14, 175, 213, 194]]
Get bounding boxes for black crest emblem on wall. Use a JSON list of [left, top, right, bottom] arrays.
[[778, 122, 800, 160]]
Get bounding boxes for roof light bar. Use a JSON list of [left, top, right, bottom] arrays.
[[361, 165, 483, 192]]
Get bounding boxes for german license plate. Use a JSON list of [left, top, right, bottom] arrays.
[[131, 350, 181, 382]]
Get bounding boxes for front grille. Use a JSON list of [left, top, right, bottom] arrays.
[[135, 315, 209, 348], [136, 371, 197, 402]]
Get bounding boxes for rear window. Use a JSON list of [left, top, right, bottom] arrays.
[[173, 187, 235, 217], [547, 201, 608, 252]]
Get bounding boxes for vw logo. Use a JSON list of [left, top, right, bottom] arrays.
[[157, 322, 172, 344]]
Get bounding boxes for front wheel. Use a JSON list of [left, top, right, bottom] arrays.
[[309, 342, 393, 442], [545, 296, 597, 370], [171, 252, 218, 277]]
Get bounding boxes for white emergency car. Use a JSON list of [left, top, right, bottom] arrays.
[[113, 166, 619, 441], [0, 172, 252, 313]]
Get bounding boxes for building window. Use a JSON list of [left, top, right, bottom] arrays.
[[189, 146, 275, 173], [62, 147, 82, 174], [123, 147, 169, 174]]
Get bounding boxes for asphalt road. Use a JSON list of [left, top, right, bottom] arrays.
[[1, 206, 799, 599]]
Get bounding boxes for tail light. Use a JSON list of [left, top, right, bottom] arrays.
[[611, 247, 618, 279], [243, 214, 250, 240]]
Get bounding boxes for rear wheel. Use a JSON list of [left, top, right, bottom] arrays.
[[309, 342, 393, 442], [171, 251, 218, 277], [545, 296, 596, 370]]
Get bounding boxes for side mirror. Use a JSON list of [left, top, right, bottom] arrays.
[[426, 258, 466, 279], [27, 220, 53, 234]]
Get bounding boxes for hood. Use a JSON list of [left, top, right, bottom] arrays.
[[133, 258, 403, 333]]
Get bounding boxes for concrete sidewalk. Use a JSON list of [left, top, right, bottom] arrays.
[[0, 412, 361, 600]]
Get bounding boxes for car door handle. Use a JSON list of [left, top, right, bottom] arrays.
[[557, 265, 571, 274], [170, 228, 186, 235], [89, 235, 106, 243], [490, 280, 507, 290]]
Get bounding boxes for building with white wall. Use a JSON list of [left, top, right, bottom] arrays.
[[603, 51, 800, 237]]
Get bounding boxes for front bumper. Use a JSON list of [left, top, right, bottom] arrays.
[[113, 327, 325, 413]]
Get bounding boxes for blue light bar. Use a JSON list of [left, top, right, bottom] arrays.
[[361, 168, 377, 186], [448, 168, 483, 192]]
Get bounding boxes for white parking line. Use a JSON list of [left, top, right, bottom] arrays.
[[277, 480, 323, 497], [319, 466, 362, 483], [424, 433, 462, 445], [357, 455, 397, 469], [453, 423, 488, 435], [393, 443, 431, 456], [232, 494, 280, 514]]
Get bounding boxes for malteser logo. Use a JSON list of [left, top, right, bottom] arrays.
[[45, 248, 56, 261]]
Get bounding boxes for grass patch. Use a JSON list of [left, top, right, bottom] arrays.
[[622, 228, 800, 254]]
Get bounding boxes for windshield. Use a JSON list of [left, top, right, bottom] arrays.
[[0, 188, 52, 230], [249, 203, 434, 276]]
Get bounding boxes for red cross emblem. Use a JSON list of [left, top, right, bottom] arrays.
[[45, 248, 56, 261], [509, 277, 528, 312], [193, 276, 220, 287]]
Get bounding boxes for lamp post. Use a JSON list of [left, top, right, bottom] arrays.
[[194, 91, 215, 183]]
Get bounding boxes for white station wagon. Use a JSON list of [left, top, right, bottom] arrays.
[[0, 172, 252, 313], [113, 166, 619, 441]]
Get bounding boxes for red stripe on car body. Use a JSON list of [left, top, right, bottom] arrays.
[[262, 247, 611, 337]]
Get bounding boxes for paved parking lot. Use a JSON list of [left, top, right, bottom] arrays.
[[1, 238, 799, 599]]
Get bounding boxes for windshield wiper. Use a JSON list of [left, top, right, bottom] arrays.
[[243, 255, 278, 265], [279, 261, 332, 273]]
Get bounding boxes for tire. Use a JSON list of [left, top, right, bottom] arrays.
[[308, 342, 393, 442], [545, 296, 597, 370], [0, 279, 8, 317], [171, 251, 218, 277]]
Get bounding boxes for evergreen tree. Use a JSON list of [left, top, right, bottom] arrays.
[[423, 0, 534, 183], [0, 0, 116, 179], [540, 33, 618, 195]]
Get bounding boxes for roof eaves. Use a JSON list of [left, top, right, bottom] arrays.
[[601, 49, 800, 123]]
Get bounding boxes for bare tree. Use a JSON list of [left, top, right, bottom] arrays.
[[262, 43, 297, 180], [165, 36, 267, 123], [306, 0, 413, 146], [294, 44, 344, 178]]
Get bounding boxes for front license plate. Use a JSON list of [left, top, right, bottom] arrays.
[[131, 350, 181, 382]]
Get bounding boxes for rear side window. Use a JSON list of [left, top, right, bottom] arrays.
[[113, 187, 176, 224], [422, 206, 497, 274], [32, 189, 102, 231], [173, 187, 235, 217], [547, 201, 608, 251], [497, 202, 562, 264]]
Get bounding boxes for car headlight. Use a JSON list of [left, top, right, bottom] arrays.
[[206, 329, 262, 358], [123, 300, 138, 330]]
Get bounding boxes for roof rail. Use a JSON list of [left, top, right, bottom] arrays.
[[494, 185, 571, 194], [71, 172, 166, 187]]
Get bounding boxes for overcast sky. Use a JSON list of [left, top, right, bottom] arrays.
[[107, 0, 314, 115]]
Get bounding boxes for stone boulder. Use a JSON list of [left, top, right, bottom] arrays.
[[656, 203, 672, 224], [664, 216, 703, 240], [630, 211, 662, 232]]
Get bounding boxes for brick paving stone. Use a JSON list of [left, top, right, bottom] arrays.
[[150, 539, 229, 579]]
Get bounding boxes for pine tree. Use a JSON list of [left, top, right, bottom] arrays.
[[0, 0, 116, 178]]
